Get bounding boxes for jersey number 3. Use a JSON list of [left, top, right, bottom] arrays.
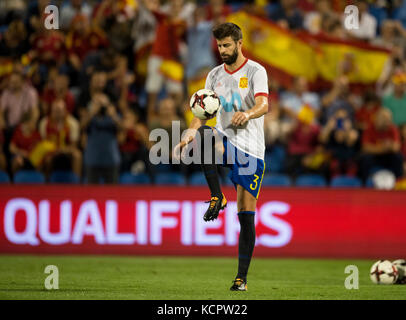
[[250, 174, 259, 191]]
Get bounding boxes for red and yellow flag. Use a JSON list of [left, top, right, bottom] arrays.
[[227, 11, 390, 86]]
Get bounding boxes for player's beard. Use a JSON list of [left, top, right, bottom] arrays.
[[221, 47, 238, 65]]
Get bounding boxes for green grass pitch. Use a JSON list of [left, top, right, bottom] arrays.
[[0, 255, 404, 300]]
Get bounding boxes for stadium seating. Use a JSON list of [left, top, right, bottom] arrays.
[[155, 172, 186, 185], [155, 163, 173, 173], [119, 172, 151, 185], [363, 167, 385, 188], [264, 145, 286, 173], [365, 172, 395, 189], [330, 176, 362, 188], [188, 172, 207, 186], [365, 177, 375, 188], [369, 166, 385, 175], [262, 174, 292, 187], [295, 174, 327, 187], [49, 171, 80, 184], [0, 170, 10, 183], [14, 170, 45, 184]]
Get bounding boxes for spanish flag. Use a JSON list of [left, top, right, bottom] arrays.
[[159, 59, 184, 83], [227, 11, 390, 87]]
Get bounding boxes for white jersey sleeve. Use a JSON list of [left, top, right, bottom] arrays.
[[204, 68, 217, 91], [252, 66, 269, 98], [205, 73, 213, 91]]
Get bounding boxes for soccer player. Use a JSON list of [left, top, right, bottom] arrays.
[[174, 23, 269, 291]]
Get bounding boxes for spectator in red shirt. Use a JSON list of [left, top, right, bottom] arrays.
[[285, 106, 322, 178], [131, 0, 159, 85], [41, 74, 76, 115], [30, 25, 66, 66], [65, 14, 108, 73], [355, 92, 381, 131], [39, 99, 81, 177], [9, 110, 41, 173], [360, 108, 403, 181], [298, 0, 315, 12], [145, 0, 187, 121], [118, 108, 155, 180], [205, 0, 232, 22]]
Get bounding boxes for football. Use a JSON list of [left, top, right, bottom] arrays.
[[190, 89, 221, 120], [370, 260, 399, 285], [392, 259, 406, 283]]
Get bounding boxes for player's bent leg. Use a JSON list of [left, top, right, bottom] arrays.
[[197, 125, 227, 222], [230, 186, 257, 291]]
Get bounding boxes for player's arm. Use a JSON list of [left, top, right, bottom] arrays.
[[179, 116, 206, 147], [231, 95, 268, 126], [185, 117, 206, 140], [232, 66, 269, 126]]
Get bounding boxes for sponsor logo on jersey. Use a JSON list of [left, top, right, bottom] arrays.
[[219, 92, 242, 112]]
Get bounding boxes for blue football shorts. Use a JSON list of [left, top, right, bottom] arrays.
[[215, 128, 265, 200]]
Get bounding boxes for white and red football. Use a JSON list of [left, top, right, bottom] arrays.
[[370, 260, 399, 285], [190, 89, 221, 120]]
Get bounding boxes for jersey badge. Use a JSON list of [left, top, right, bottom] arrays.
[[239, 76, 248, 89]]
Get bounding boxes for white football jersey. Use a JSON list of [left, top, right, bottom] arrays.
[[205, 58, 269, 159]]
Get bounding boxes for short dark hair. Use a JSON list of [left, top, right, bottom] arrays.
[[212, 23, 242, 42]]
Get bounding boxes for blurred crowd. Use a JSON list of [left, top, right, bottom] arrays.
[[0, 0, 406, 186]]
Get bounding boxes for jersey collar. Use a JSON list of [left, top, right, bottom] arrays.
[[224, 58, 248, 75]]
